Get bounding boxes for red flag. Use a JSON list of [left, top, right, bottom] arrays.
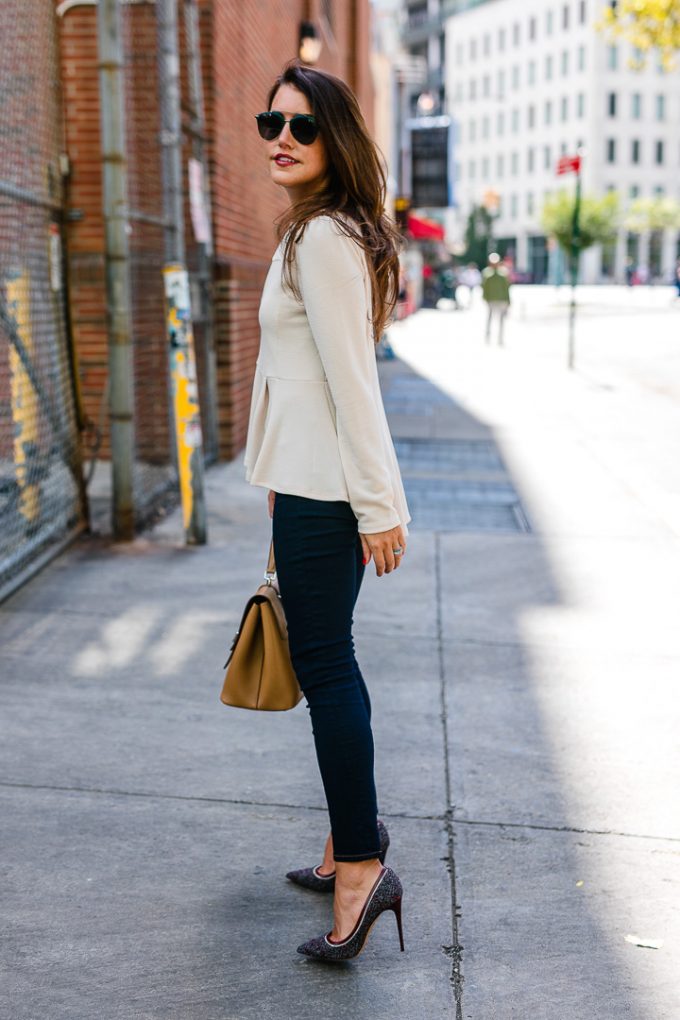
[[556, 154, 581, 176]]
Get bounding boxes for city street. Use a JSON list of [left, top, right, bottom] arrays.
[[2, 287, 680, 1019]]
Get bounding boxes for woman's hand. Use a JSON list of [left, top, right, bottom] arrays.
[[268, 490, 276, 518], [359, 526, 407, 577]]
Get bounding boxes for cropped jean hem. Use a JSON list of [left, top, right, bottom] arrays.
[[333, 850, 382, 863]]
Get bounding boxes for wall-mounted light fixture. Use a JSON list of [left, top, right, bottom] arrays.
[[299, 21, 322, 65]]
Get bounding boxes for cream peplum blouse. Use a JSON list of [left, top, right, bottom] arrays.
[[243, 214, 411, 536]]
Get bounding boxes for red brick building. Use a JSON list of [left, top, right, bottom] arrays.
[[56, 0, 374, 468]]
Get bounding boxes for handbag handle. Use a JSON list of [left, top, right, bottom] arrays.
[[264, 539, 276, 584]]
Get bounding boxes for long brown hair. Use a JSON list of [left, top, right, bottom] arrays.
[[266, 61, 401, 342]]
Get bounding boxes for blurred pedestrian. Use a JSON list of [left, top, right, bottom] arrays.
[[245, 59, 409, 961], [459, 261, 482, 307], [481, 252, 511, 345], [674, 258, 680, 300]]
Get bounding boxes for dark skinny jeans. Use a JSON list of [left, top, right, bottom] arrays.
[[272, 492, 381, 862]]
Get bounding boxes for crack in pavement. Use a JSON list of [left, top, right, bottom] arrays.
[[436, 529, 465, 1020]]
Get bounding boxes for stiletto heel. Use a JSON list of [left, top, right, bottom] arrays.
[[392, 895, 405, 951], [286, 819, 390, 893], [296, 866, 404, 961]]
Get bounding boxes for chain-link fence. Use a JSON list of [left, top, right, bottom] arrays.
[[0, 0, 85, 599]]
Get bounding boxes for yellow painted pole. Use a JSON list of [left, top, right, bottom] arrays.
[[7, 269, 41, 529]]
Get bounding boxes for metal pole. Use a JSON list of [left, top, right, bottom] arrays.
[[184, 0, 219, 462], [97, 0, 135, 539], [157, 0, 207, 544], [568, 162, 582, 371]]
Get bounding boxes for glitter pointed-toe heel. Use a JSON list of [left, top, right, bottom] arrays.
[[296, 865, 404, 961], [286, 819, 390, 893]]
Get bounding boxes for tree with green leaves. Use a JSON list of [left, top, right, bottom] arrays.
[[463, 204, 494, 267], [599, 0, 680, 70], [624, 195, 680, 233], [541, 191, 620, 270]]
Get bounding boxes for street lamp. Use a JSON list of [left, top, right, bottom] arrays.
[[299, 21, 322, 65], [416, 91, 436, 116], [481, 188, 501, 258]]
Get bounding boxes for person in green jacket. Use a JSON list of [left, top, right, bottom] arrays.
[[481, 252, 511, 345]]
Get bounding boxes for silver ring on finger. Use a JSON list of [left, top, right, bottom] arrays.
[[392, 547, 403, 555]]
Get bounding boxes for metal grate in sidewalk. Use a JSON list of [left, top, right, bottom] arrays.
[[393, 438, 531, 534]]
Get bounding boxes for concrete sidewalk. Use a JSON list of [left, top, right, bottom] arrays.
[[2, 300, 680, 1019]]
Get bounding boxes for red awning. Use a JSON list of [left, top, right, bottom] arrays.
[[407, 213, 445, 241]]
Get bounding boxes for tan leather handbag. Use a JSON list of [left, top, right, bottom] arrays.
[[220, 541, 303, 711]]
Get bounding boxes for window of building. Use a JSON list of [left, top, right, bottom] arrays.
[[497, 110, 505, 134], [469, 119, 477, 142], [529, 16, 537, 40], [482, 115, 490, 138], [629, 184, 640, 199], [546, 9, 554, 34], [561, 96, 569, 120], [527, 192, 535, 215], [655, 140, 664, 164], [528, 60, 536, 85], [511, 151, 519, 175], [455, 43, 464, 65], [579, 1, 587, 23], [455, 161, 462, 182], [482, 156, 490, 178], [469, 79, 477, 100], [528, 104, 536, 128], [545, 99, 553, 124], [512, 65, 520, 89], [497, 153, 505, 177], [632, 45, 642, 64], [606, 183, 616, 193], [562, 4, 570, 29], [656, 94, 665, 120], [470, 38, 477, 60], [545, 54, 553, 79], [607, 91, 617, 116], [497, 68, 505, 96], [561, 50, 569, 75], [512, 108, 520, 132], [513, 22, 521, 46], [544, 145, 552, 170], [608, 45, 618, 69], [455, 82, 463, 102], [527, 147, 535, 172], [483, 33, 491, 56], [654, 185, 665, 196], [577, 93, 585, 117], [631, 139, 640, 163], [560, 140, 568, 155], [577, 45, 586, 70], [483, 74, 491, 97], [469, 159, 476, 179], [631, 92, 642, 118], [606, 138, 616, 163], [498, 27, 506, 51], [511, 194, 518, 218]]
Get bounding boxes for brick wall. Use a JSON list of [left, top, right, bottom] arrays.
[[56, 0, 375, 464]]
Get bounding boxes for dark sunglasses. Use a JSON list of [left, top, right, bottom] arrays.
[[255, 111, 319, 146]]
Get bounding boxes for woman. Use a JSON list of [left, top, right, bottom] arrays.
[[244, 60, 411, 961]]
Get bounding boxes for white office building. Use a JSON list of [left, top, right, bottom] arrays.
[[445, 0, 680, 282]]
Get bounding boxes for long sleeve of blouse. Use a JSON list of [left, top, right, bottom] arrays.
[[295, 217, 402, 534]]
